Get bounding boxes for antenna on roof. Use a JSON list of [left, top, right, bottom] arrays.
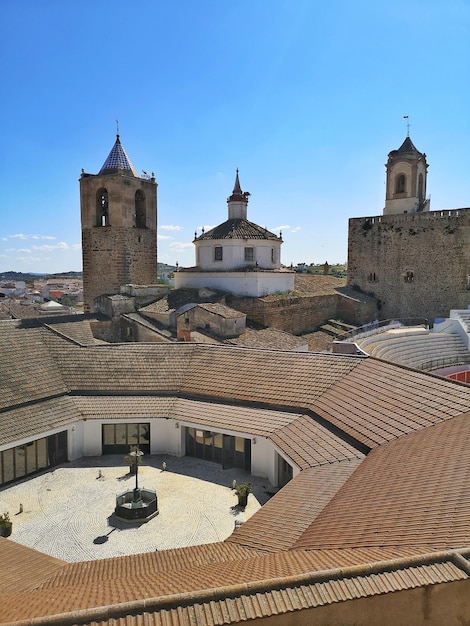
[[403, 115, 410, 137]]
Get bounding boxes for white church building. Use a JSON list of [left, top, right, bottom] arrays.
[[174, 171, 294, 297]]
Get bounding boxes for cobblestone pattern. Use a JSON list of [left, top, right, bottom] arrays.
[[0, 455, 273, 563]]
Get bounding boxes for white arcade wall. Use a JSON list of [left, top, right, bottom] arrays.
[[68, 418, 297, 487]]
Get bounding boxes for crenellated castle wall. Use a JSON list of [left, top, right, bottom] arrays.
[[347, 208, 470, 321]]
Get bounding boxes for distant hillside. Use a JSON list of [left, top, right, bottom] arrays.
[[0, 271, 83, 282], [1, 265, 175, 282]]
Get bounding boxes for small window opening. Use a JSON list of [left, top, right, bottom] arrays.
[[96, 189, 109, 226], [405, 271, 414, 283], [396, 174, 406, 194], [214, 246, 223, 261], [135, 190, 146, 228], [418, 173, 424, 202], [244, 247, 254, 262]]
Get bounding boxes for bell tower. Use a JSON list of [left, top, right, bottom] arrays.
[[80, 134, 157, 312], [384, 135, 429, 215]]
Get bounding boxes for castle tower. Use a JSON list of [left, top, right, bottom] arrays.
[[80, 134, 157, 312], [384, 136, 429, 215]]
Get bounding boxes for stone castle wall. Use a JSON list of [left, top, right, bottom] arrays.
[[347, 208, 470, 321], [229, 292, 375, 334]]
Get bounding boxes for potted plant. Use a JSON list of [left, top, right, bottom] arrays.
[[0, 512, 12, 538], [235, 482, 251, 507]]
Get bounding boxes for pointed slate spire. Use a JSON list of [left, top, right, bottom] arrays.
[[99, 134, 138, 176], [396, 136, 422, 155], [227, 169, 250, 220], [227, 169, 247, 203], [388, 136, 424, 161]]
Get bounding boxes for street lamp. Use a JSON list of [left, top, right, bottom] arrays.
[[129, 447, 144, 501]]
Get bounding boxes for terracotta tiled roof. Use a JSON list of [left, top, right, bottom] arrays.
[[38, 546, 433, 599], [227, 462, 363, 552], [140, 288, 227, 315], [294, 410, 470, 551], [227, 327, 307, 351], [71, 397, 360, 469], [170, 397, 298, 435], [0, 301, 43, 320], [196, 302, 245, 319], [40, 542, 256, 590], [2, 324, 469, 458], [0, 322, 69, 410], [172, 399, 361, 468], [43, 318, 97, 346], [71, 384, 302, 429], [177, 346, 363, 409], [40, 334, 363, 404], [1, 313, 470, 623], [42, 337, 194, 395], [311, 357, 470, 448], [0, 396, 81, 445], [195, 219, 280, 241], [5, 326, 468, 454], [0, 545, 466, 625], [0, 538, 65, 593], [269, 415, 363, 469], [72, 395, 177, 420]]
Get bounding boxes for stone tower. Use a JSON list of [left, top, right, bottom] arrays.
[[80, 134, 157, 312], [384, 136, 429, 215], [348, 135, 470, 321]]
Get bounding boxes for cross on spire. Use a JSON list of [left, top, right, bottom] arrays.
[[403, 115, 410, 137]]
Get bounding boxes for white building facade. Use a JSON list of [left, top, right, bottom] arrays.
[[175, 171, 294, 297]]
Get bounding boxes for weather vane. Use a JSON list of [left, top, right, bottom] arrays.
[[403, 115, 410, 137], [116, 118, 120, 136]]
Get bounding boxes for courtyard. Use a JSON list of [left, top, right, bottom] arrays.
[[0, 454, 274, 562]]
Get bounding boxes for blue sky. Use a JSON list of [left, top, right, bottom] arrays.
[[1, 1, 469, 273]]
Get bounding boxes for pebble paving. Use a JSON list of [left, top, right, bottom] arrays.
[[0, 455, 275, 563]]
